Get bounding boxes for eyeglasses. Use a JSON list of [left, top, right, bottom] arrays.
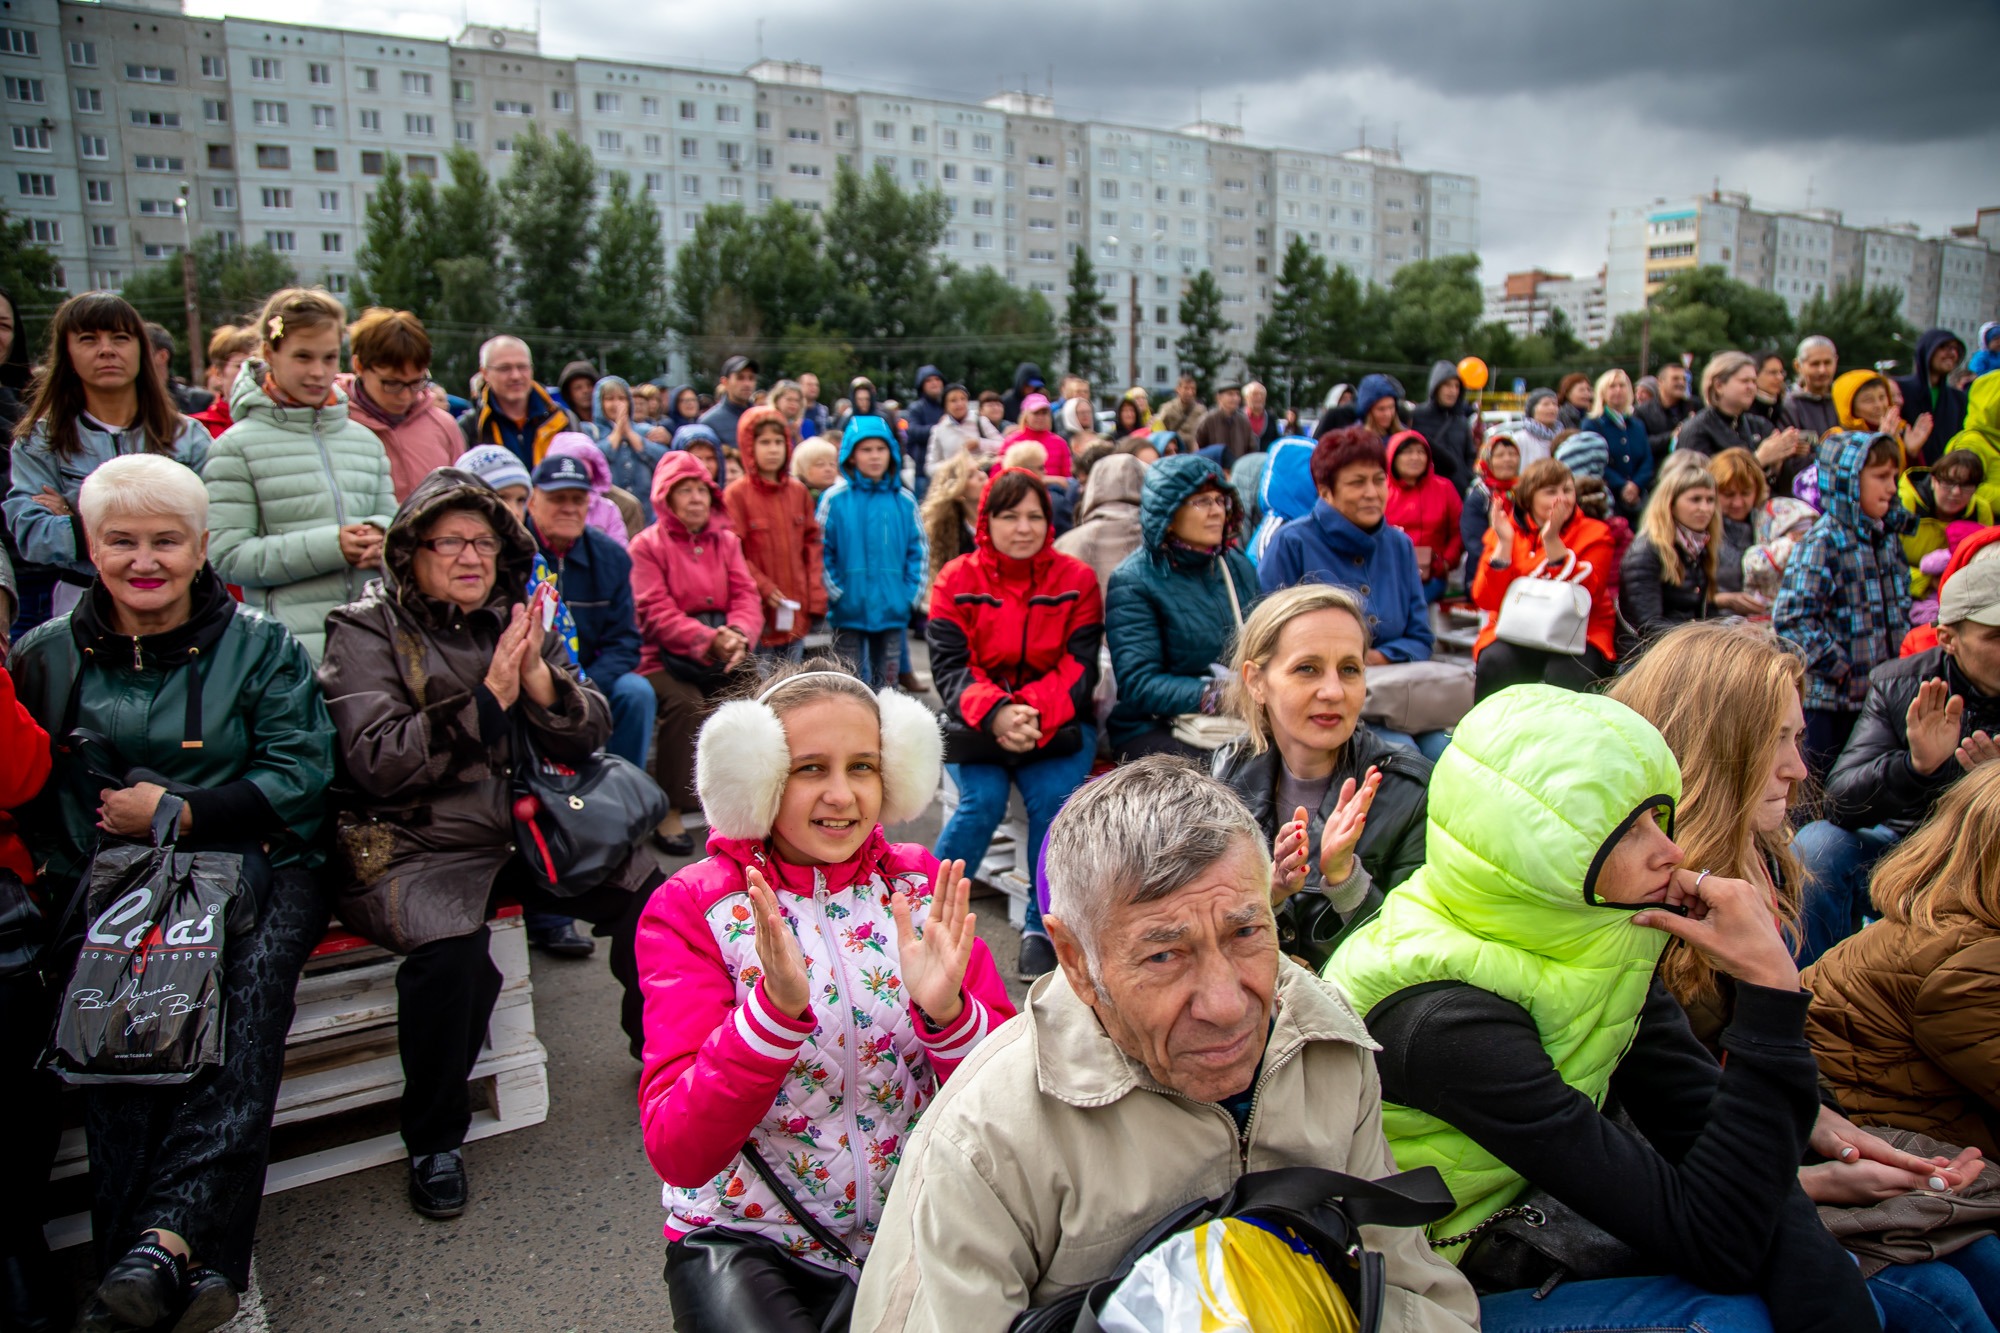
[[1183, 493, 1230, 513], [373, 373, 432, 395], [418, 536, 502, 557]]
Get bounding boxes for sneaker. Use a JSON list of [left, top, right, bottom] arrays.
[[1017, 932, 1058, 981], [94, 1238, 183, 1329], [173, 1269, 239, 1333], [528, 920, 595, 959], [409, 1150, 468, 1219]]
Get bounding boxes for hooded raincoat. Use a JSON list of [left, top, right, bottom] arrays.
[[591, 377, 670, 525], [817, 418, 925, 634], [1409, 361, 1476, 494], [632, 451, 764, 674], [1896, 328, 1969, 457], [722, 405, 826, 649], [1943, 370, 2000, 516], [1052, 452, 1146, 594], [1384, 430, 1464, 578]]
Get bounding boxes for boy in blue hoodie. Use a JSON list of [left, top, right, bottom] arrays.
[[1970, 322, 2000, 380], [1773, 430, 1912, 781], [817, 416, 925, 688]]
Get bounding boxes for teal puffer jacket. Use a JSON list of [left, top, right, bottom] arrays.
[[206, 362, 397, 661], [1104, 454, 1258, 747]]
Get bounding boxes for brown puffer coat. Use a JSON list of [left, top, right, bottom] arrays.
[[1804, 915, 2000, 1157], [318, 468, 646, 952]]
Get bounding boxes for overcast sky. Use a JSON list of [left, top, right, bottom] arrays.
[[196, 0, 1998, 284]]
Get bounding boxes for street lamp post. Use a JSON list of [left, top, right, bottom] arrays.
[[176, 182, 203, 387]]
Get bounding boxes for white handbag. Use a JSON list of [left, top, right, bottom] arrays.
[[1494, 552, 1595, 656]]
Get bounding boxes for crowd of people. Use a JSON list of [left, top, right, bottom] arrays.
[[1, 277, 1999, 1333]]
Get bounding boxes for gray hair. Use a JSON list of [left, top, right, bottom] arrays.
[[1044, 756, 1269, 966], [1795, 334, 1836, 362], [79, 453, 207, 536], [478, 334, 531, 371]]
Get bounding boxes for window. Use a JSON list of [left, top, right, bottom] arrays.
[[261, 187, 294, 209], [548, 90, 571, 112], [402, 72, 432, 97], [641, 132, 660, 154], [253, 100, 288, 126], [74, 86, 102, 112], [91, 224, 118, 247], [26, 219, 60, 244], [910, 160, 926, 180], [716, 104, 739, 123], [301, 61, 330, 85], [204, 99, 228, 123], [405, 113, 433, 136], [971, 132, 993, 152], [4, 77, 44, 104], [76, 131, 106, 158], [264, 230, 296, 252], [407, 154, 436, 177], [360, 151, 384, 175], [787, 162, 820, 177], [248, 58, 280, 81], [358, 109, 380, 131], [16, 171, 55, 196], [597, 130, 621, 152], [681, 175, 700, 196], [207, 143, 233, 169], [452, 79, 474, 104], [1028, 152, 1053, 169], [326, 273, 347, 294], [679, 137, 698, 159], [678, 99, 696, 120], [2, 29, 39, 58], [69, 40, 97, 68], [1028, 184, 1054, 200], [318, 189, 340, 211], [493, 99, 531, 116], [972, 166, 993, 185], [321, 232, 342, 252], [755, 110, 770, 130], [757, 145, 772, 167], [1098, 179, 1118, 199], [911, 126, 928, 145], [138, 197, 176, 215], [941, 128, 957, 149], [834, 119, 851, 140], [641, 96, 658, 116], [314, 148, 337, 171], [718, 141, 740, 166], [971, 199, 993, 217], [788, 127, 820, 143], [357, 67, 377, 92], [643, 171, 664, 193], [456, 120, 475, 143], [255, 144, 290, 169], [720, 177, 741, 198], [973, 232, 992, 250], [594, 92, 620, 113], [756, 182, 772, 202]]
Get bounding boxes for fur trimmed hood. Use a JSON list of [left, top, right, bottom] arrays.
[[694, 683, 942, 840]]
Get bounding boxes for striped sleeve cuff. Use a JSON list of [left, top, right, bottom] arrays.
[[912, 993, 992, 1063], [732, 981, 815, 1063]]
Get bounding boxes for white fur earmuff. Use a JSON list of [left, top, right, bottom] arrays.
[[693, 681, 943, 840]]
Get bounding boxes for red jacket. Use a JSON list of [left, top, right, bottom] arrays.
[[1384, 430, 1464, 576], [723, 406, 826, 648], [1471, 498, 1618, 663], [0, 664, 51, 883], [927, 469, 1103, 750], [631, 452, 764, 675]]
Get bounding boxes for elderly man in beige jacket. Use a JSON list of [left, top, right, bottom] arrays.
[[853, 757, 1480, 1332]]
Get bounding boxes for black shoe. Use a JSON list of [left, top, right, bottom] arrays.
[[409, 1150, 468, 1219], [528, 920, 595, 958], [94, 1238, 183, 1329], [173, 1269, 239, 1333], [1017, 932, 1057, 981], [652, 829, 693, 856], [0, 1247, 74, 1333]]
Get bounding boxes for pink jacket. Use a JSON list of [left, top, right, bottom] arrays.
[[336, 373, 462, 503], [545, 433, 632, 548], [630, 451, 764, 674], [636, 828, 1015, 1258], [1000, 426, 1073, 478]]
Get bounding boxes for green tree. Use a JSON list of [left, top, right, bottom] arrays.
[[1793, 282, 1920, 376], [351, 155, 441, 313], [821, 160, 947, 390], [0, 202, 67, 355], [1602, 265, 1792, 373], [667, 201, 831, 383], [119, 234, 298, 365], [1061, 247, 1114, 386], [1175, 270, 1230, 398], [583, 170, 669, 381], [937, 265, 1059, 394], [1378, 254, 1484, 367], [499, 123, 598, 363], [1247, 237, 1333, 413], [418, 148, 507, 393], [1540, 304, 1585, 359]]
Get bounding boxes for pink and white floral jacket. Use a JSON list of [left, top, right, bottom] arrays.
[[636, 827, 1015, 1265]]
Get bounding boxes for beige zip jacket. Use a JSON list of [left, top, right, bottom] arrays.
[[853, 957, 1480, 1332]]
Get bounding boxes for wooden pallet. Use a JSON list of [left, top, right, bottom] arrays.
[[45, 912, 549, 1250]]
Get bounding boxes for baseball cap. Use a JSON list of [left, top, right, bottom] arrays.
[[1021, 392, 1051, 415], [531, 455, 594, 492], [721, 354, 760, 378], [1940, 549, 2000, 628]]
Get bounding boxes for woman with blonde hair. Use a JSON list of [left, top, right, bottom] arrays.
[[1582, 367, 1652, 516], [1211, 581, 1432, 968], [919, 449, 988, 590], [1621, 458, 1721, 640]]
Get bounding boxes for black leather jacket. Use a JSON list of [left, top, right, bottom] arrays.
[[1825, 647, 2000, 833]]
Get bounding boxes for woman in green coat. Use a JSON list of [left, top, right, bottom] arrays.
[[10, 453, 334, 1333], [205, 288, 396, 662]]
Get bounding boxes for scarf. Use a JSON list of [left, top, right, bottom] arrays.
[[1674, 523, 1711, 563], [349, 374, 412, 427]]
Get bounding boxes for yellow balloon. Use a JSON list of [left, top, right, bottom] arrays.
[[1456, 356, 1490, 391]]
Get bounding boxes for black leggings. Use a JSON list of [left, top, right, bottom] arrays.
[[666, 1228, 856, 1333], [1474, 641, 1612, 702]]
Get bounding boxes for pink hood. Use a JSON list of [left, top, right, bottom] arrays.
[[544, 432, 630, 548]]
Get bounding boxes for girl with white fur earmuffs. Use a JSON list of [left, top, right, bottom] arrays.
[[635, 664, 1016, 1330]]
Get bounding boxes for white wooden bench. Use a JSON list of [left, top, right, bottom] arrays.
[[45, 909, 549, 1250]]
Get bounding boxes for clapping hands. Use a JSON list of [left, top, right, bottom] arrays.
[[893, 859, 977, 1028]]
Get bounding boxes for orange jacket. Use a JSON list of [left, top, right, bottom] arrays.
[[1471, 501, 1618, 662], [723, 406, 826, 646]]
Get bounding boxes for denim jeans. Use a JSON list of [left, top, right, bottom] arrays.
[[756, 640, 806, 673], [1479, 1275, 1775, 1333], [1795, 820, 1900, 967], [1420, 575, 1449, 604], [1868, 1235, 2000, 1333], [834, 627, 901, 690], [936, 727, 1097, 938], [1371, 723, 1452, 761]]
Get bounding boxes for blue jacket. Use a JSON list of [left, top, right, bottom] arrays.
[[1104, 455, 1259, 747], [1582, 411, 1653, 499], [1249, 436, 1317, 565], [591, 376, 668, 525], [1970, 323, 2000, 379], [816, 417, 925, 631], [1774, 431, 1914, 713], [903, 364, 947, 474], [526, 517, 642, 680], [5, 415, 212, 579], [1259, 500, 1434, 662]]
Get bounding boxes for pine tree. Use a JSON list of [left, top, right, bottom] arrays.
[[1174, 270, 1230, 399], [352, 155, 440, 312], [821, 160, 947, 390], [1793, 282, 1918, 373], [584, 171, 670, 380], [500, 123, 598, 363], [425, 147, 506, 393], [1541, 304, 1585, 358], [1061, 247, 1114, 386], [1247, 237, 1332, 413]]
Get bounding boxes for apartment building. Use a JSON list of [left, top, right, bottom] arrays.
[[1481, 268, 1609, 347], [3, 0, 1483, 390]]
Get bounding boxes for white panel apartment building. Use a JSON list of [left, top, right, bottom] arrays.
[[3, 0, 1479, 390]]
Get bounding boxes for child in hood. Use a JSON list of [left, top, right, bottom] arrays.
[[723, 406, 826, 662], [1383, 430, 1462, 601], [1971, 322, 2000, 379], [637, 667, 1014, 1325], [1741, 496, 1818, 604], [817, 418, 925, 689], [1832, 369, 1931, 461]]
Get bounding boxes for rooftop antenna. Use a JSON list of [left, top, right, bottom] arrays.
[[1805, 175, 1816, 210], [1046, 64, 1053, 100], [1196, 87, 1203, 123], [756, 18, 763, 62], [1358, 117, 1367, 149], [1233, 94, 1244, 126], [1392, 122, 1400, 154]]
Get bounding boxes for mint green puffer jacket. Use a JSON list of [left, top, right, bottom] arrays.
[[206, 362, 396, 661], [1325, 685, 1682, 1252]]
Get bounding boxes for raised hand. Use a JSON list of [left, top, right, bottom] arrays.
[[1319, 768, 1381, 886], [1635, 870, 1799, 992], [1960, 730, 2000, 772], [1490, 500, 1516, 550], [745, 867, 812, 1020], [1540, 516, 1568, 567], [1906, 678, 1964, 775], [893, 859, 975, 1027], [1272, 805, 1311, 904], [1906, 414, 1933, 456]]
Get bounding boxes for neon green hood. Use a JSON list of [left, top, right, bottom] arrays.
[[1325, 685, 1682, 1250]]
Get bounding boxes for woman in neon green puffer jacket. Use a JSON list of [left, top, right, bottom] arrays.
[[205, 289, 396, 662]]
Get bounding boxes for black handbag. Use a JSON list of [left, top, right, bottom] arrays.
[[659, 610, 733, 687], [511, 722, 669, 896], [665, 1143, 858, 1333], [1276, 882, 1386, 973], [0, 867, 87, 981], [1009, 1165, 1455, 1333], [1447, 1187, 1644, 1298]]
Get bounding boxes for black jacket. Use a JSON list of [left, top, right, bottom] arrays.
[[1634, 396, 1694, 462], [1212, 726, 1429, 964], [1619, 531, 1712, 641], [1780, 390, 1839, 439], [1896, 328, 1969, 462], [1824, 647, 2000, 833], [1411, 361, 1476, 497]]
